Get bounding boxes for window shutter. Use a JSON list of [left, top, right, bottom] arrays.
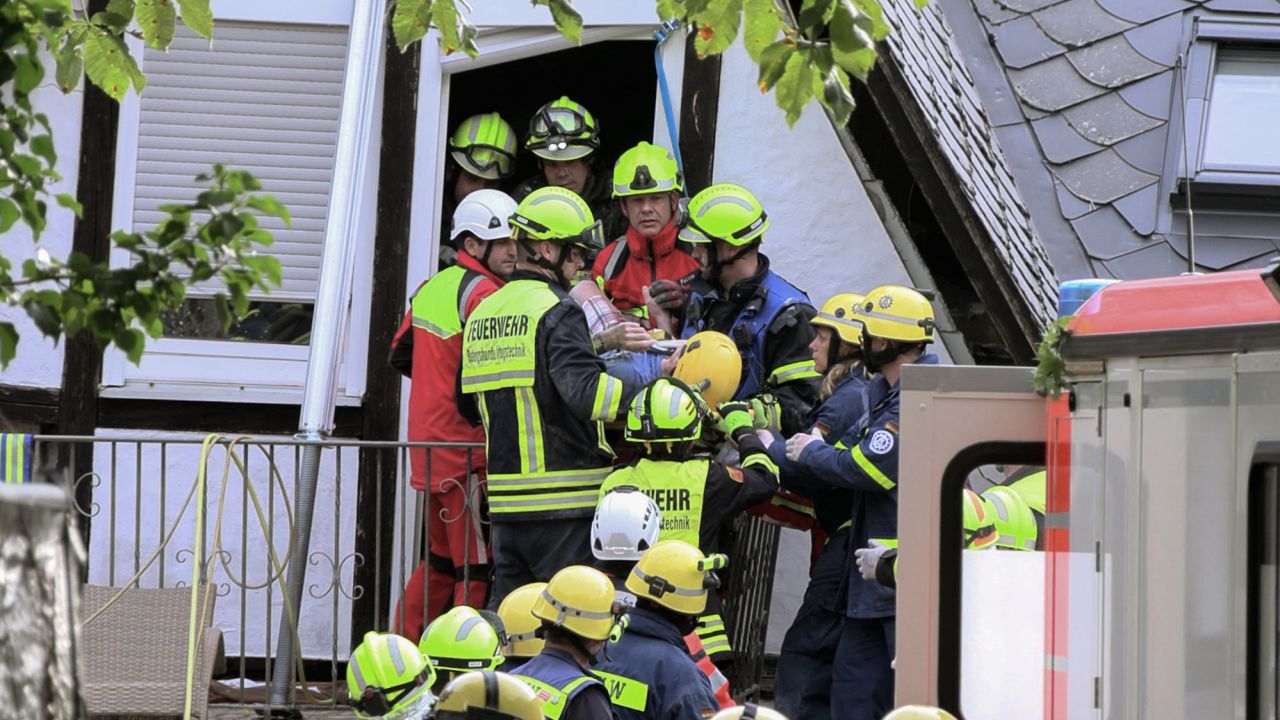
[[132, 22, 348, 302]]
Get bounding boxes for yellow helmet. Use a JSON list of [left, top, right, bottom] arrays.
[[434, 671, 545, 720], [673, 331, 742, 408], [497, 583, 546, 659], [882, 706, 959, 720], [811, 293, 865, 346], [625, 539, 727, 616], [532, 565, 627, 641], [346, 632, 436, 719], [419, 606, 505, 674], [711, 704, 789, 719], [855, 285, 936, 344]]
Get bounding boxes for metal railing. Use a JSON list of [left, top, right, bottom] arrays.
[[31, 433, 485, 712]]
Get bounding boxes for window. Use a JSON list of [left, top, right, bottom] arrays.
[[103, 3, 376, 404], [1176, 17, 1280, 195]]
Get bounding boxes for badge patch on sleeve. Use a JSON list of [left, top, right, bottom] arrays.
[[868, 429, 895, 455], [727, 467, 745, 483]]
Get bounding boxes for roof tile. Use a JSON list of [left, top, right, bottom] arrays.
[[1062, 92, 1163, 145], [1116, 70, 1175, 120], [1100, 238, 1190, 278], [1032, 0, 1135, 48], [1111, 182, 1160, 235], [974, 0, 1024, 24], [1121, 13, 1183, 66], [1094, 0, 1191, 24], [994, 0, 1066, 12], [1031, 113, 1107, 162], [1066, 35, 1165, 88], [1056, 180, 1100, 219], [1112, 125, 1169, 175], [1164, 231, 1279, 270], [1053, 148, 1159, 203], [1070, 205, 1146, 259], [1009, 56, 1110, 111], [991, 15, 1068, 68]]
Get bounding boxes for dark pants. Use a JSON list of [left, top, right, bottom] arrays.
[[775, 602, 844, 720], [487, 517, 594, 610], [830, 616, 895, 720]]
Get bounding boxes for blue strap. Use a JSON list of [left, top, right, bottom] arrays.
[[654, 19, 685, 180]]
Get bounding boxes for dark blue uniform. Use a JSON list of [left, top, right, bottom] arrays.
[[514, 647, 614, 720], [786, 354, 939, 720], [767, 370, 868, 720], [594, 606, 719, 720]]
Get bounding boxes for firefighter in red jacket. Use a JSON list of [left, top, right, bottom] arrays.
[[592, 141, 700, 327], [389, 189, 519, 640]]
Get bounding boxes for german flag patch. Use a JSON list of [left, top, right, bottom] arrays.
[[885, 420, 900, 434], [727, 467, 745, 483]]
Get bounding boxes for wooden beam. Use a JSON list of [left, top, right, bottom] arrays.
[[60, 0, 119, 547], [677, 33, 722, 193], [97, 398, 364, 437], [351, 32, 421, 641], [0, 385, 60, 428]]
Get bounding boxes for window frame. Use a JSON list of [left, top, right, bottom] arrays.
[[1176, 16, 1280, 196], [101, 1, 376, 406]]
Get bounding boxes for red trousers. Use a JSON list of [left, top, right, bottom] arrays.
[[394, 478, 491, 642]]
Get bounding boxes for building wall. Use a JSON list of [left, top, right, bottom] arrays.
[[712, 43, 952, 651], [0, 80, 82, 389]]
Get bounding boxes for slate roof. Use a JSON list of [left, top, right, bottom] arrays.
[[879, 0, 1061, 327], [938, 0, 1280, 279]]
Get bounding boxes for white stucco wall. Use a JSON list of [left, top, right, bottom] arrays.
[[712, 42, 944, 652], [0, 76, 81, 390]]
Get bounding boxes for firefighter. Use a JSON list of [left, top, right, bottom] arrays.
[[765, 293, 869, 720], [855, 488, 999, 589], [347, 631, 437, 720], [881, 707, 958, 720], [595, 539, 723, 719], [677, 183, 821, 436], [779, 285, 939, 720], [460, 186, 640, 607], [497, 582, 547, 673], [591, 488, 734, 709], [600, 376, 779, 664], [513, 565, 624, 720], [419, 606, 506, 692], [981, 484, 1039, 551], [513, 96, 625, 242], [592, 142, 700, 325], [390, 189, 519, 638], [1003, 466, 1046, 546], [711, 705, 789, 720], [440, 113, 518, 268], [432, 671, 545, 720]]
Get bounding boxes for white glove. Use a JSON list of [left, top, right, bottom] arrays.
[[854, 540, 889, 582], [756, 429, 777, 448], [785, 431, 821, 461]]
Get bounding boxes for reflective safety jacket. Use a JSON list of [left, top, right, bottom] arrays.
[[390, 252, 502, 491], [595, 606, 720, 720], [462, 272, 634, 520], [788, 354, 940, 618], [515, 647, 613, 720], [682, 254, 820, 435], [592, 220, 700, 319]]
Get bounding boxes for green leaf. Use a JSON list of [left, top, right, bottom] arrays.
[[656, 0, 685, 21], [56, 193, 83, 216], [820, 65, 855, 126], [431, 0, 460, 53], [176, 0, 213, 39], [54, 26, 87, 93], [392, 0, 433, 50], [0, 323, 17, 369], [103, 0, 136, 29], [136, 0, 177, 50], [14, 52, 45, 95], [742, 0, 782, 62], [851, 0, 890, 41], [83, 28, 137, 100], [797, 0, 836, 37], [31, 134, 57, 165], [534, 0, 584, 43], [1033, 317, 1072, 398], [831, 0, 878, 81], [246, 194, 291, 226], [756, 39, 791, 92], [0, 199, 20, 233], [691, 0, 742, 57], [24, 299, 63, 338], [775, 50, 815, 127], [116, 326, 146, 364]]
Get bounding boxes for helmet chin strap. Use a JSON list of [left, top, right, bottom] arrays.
[[705, 242, 754, 288]]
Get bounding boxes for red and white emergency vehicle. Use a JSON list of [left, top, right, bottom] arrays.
[[894, 264, 1280, 719]]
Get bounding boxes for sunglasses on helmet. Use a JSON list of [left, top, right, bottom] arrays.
[[451, 142, 515, 176]]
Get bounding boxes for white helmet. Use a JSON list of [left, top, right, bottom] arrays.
[[591, 488, 662, 561], [451, 189, 517, 243]]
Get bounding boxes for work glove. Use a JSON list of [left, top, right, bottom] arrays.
[[854, 540, 890, 582], [646, 279, 686, 312], [785, 431, 821, 461], [749, 394, 782, 433], [594, 322, 654, 353], [715, 400, 754, 436]]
